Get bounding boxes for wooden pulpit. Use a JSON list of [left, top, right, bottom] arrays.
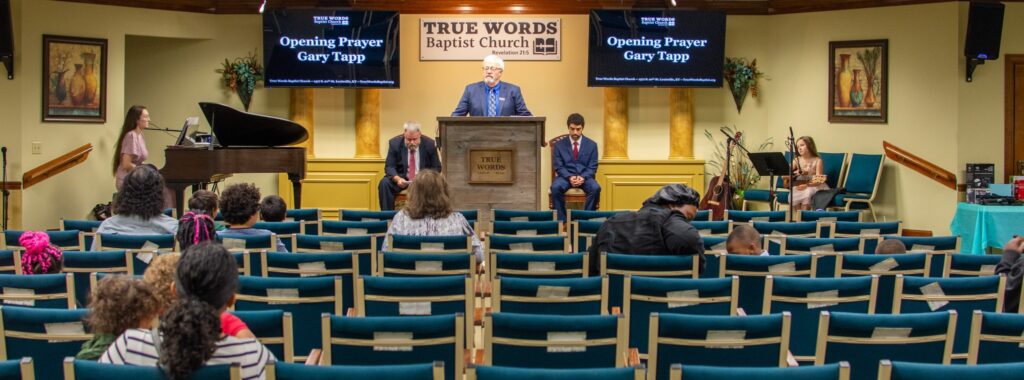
[[437, 117, 546, 215]]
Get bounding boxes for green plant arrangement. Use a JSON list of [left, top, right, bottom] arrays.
[[723, 57, 767, 113], [704, 125, 774, 208], [216, 50, 263, 111]]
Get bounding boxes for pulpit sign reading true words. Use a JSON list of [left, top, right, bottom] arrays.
[[468, 149, 515, 184]]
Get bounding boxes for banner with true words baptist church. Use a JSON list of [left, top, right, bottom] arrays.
[[420, 17, 561, 61]]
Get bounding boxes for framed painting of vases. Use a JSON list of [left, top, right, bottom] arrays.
[[42, 35, 107, 122], [829, 39, 887, 124]]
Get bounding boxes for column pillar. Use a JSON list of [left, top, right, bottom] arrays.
[[355, 89, 381, 158], [289, 88, 314, 156], [668, 88, 695, 159], [602, 88, 628, 159]]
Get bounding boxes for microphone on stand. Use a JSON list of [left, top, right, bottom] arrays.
[[143, 121, 183, 132], [1, 146, 8, 231]]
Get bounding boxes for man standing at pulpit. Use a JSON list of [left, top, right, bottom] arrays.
[[551, 113, 600, 221], [451, 55, 532, 117], [378, 122, 442, 211]]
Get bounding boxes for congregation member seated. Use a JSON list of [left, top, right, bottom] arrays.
[[176, 209, 217, 252], [101, 242, 274, 379], [16, 231, 64, 274], [587, 184, 705, 274], [188, 190, 225, 231], [726, 224, 767, 256], [77, 275, 161, 360], [93, 166, 178, 249], [996, 236, 1024, 312], [875, 239, 908, 254], [550, 113, 600, 221], [143, 252, 253, 339], [259, 195, 288, 222], [216, 183, 287, 252], [382, 170, 483, 263]]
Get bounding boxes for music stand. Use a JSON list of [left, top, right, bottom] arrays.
[[748, 152, 791, 211]]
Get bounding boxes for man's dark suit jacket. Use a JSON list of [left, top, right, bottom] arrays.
[[451, 81, 532, 116], [384, 135, 442, 179], [552, 135, 598, 180]]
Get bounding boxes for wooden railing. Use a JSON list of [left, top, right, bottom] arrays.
[[21, 144, 92, 189], [882, 141, 956, 191]]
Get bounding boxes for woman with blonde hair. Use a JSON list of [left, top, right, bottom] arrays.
[[382, 170, 483, 262]]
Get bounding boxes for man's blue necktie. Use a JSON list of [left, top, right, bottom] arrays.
[[487, 87, 497, 116]]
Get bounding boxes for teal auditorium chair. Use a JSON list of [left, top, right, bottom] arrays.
[[292, 234, 375, 278], [321, 313, 464, 380], [815, 310, 955, 380], [268, 361, 443, 380], [838, 253, 931, 314], [493, 276, 607, 315], [623, 276, 737, 359], [764, 275, 878, 363], [234, 275, 343, 362], [944, 254, 1001, 277], [721, 254, 817, 314], [0, 358, 32, 380], [484, 312, 626, 369], [486, 235, 569, 254], [467, 365, 643, 380], [831, 153, 884, 221], [798, 210, 862, 222], [217, 232, 279, 252], [601, 253, 700, 311], [63, 358, 239, 380], [780, 236, 863, 277], [647, 312, 792, 380], [492, 221, 561, 236], [671, 362, 850, 380], [356, 275, 474, 351], [691, 221, 730, 236], [755, 221, 822, 255], [700, 238, 727, 279], [492, 209, 556, 222], [967, 311, 1024, 364], [742, 151, 791, 211], [381, 251, 476, 277], [724, 210, 787, 223], [0, 251, 14, 275], [286, 208, 321, 235], [0, 306, 90, 380], [260, 251, 355, 311], [894, 275, 1004, 360], [62, 250, 132, 307], [0, 273, 76, 309], [573, 220, 604, 252], [232, 309, 294, 362], [569, 210, 623, 223], [884, 236, 961, 277], [877, 360, 1024, 380], [775, 151, 848, 210], [253, 221, 302, 249], [832, 221, 901, 253], [2, 230, 80, 250], [388, 234, 472, 253], [693, 209, 711, 222], [60, 219, 102, 249], [339, 209, 397, 221], [320, 220, 388, 235], [491, 252, 585, 280], [95, 233, 176, 275]]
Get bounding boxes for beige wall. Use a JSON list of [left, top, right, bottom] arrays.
[[4, 1, 1021, 235]]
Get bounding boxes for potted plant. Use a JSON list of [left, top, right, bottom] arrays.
[[216, 50, 263, 111], [723, 57, 767, 113], [704, 125, 774, 209]]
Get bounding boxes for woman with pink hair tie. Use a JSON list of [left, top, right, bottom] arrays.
[[17, 231, 64, 275]]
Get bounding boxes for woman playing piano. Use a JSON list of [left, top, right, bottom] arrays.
[[112, 105, 150, 191], [790, 136, 828, 211]]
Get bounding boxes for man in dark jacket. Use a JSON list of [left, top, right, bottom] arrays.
[[587, 184, 705, 274], [995, 236, 1024, 312]]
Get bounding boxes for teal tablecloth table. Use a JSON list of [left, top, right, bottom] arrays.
[[950, 202, 1024, 254]]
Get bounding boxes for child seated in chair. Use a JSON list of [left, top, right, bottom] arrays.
[[188, 190, 225, 231], [77, 275, 161, 360], [216, 183, 287, 252], [259, 195, 288, 222], [17, 231, 63, 274]]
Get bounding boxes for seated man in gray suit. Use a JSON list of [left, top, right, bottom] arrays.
[[378, 122, 442, 210], [451, 54, 532, 117]]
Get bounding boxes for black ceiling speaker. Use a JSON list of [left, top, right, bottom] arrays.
[[964, 1, 1004, 82]]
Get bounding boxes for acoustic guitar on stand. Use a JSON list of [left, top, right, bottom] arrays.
[[700, 131, 741, 220]]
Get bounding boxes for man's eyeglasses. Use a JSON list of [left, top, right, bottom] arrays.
[[482, 66, 502, 72]]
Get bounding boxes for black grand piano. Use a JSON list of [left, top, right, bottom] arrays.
[[161, 102, 308, 217]]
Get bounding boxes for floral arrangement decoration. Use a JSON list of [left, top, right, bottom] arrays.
[[216, 50, 264, 111], [723, 57, 767, 113]]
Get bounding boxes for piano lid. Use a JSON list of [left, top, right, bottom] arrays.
[[199, 102, 308, 147]]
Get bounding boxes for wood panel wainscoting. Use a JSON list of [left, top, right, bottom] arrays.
[[278, 158, 385, 220], [596, 160, 706, 211]]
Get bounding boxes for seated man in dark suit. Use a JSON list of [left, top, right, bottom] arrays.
[[451, 54, 532, 117], [550, 113, 600, 221], [378, 122, 442, 210]]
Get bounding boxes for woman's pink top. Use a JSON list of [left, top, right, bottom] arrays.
[[115, 129, 148, 190]]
